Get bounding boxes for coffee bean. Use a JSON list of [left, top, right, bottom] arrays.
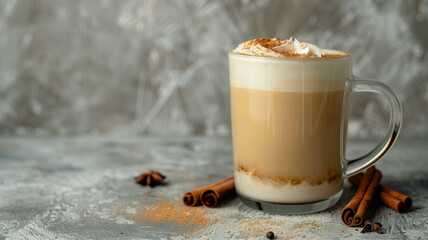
[[266, 231, 274, 239]]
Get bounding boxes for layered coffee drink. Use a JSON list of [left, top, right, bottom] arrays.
[[230, 38, 351, 203]]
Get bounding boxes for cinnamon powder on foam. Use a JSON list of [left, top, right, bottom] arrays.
[[233, 37, 348, 58]]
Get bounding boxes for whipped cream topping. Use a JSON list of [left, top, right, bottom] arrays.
[[233, 37, 325, 58]]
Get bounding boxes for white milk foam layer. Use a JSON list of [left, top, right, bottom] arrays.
[[229, 51, 352, 92], [272, 38, 322, 57], [234, 171, 343, 203]]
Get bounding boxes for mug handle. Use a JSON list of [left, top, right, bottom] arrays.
[[345, 78, 402, 177]]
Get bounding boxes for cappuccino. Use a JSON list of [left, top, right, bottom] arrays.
[[230, 38, 351, 204]]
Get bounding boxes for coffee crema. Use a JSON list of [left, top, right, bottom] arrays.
[[232, 37, 348, 58]]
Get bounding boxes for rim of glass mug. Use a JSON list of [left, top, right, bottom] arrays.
[[228, 50, 351, 62]]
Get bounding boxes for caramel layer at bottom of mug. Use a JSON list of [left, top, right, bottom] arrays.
[[234, 170, 343, 204]]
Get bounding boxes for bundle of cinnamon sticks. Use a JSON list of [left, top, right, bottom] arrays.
[[341, 166, 412, 228], [183, 177, 235, 208]]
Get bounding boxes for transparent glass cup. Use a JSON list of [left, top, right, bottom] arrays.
[[229, 52, 402, 214]]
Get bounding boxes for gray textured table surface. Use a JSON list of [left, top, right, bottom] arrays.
[[0, 137, 427, 240]]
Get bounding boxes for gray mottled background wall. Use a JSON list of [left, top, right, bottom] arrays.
[[0, 0, 427, 138]]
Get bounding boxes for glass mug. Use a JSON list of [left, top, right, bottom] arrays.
[[229, 51, 402, 214]]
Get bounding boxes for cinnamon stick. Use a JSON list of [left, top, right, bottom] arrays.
[[341, 167, 382, 226], [183, 177, 234, 207], [349, 173, 412, 213], [201, 177, 235, 208]]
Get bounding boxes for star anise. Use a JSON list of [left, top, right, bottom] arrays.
[[361, 220, 383, 234], [135, 170, 166, 187]]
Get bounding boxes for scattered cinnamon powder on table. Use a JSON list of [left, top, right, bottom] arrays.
[[141, 202, 213, 228], [235, 218, 286, 239], [107, 195, 327, 238], [235, 218, 324, 239], [116, 198, 215, 233]]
